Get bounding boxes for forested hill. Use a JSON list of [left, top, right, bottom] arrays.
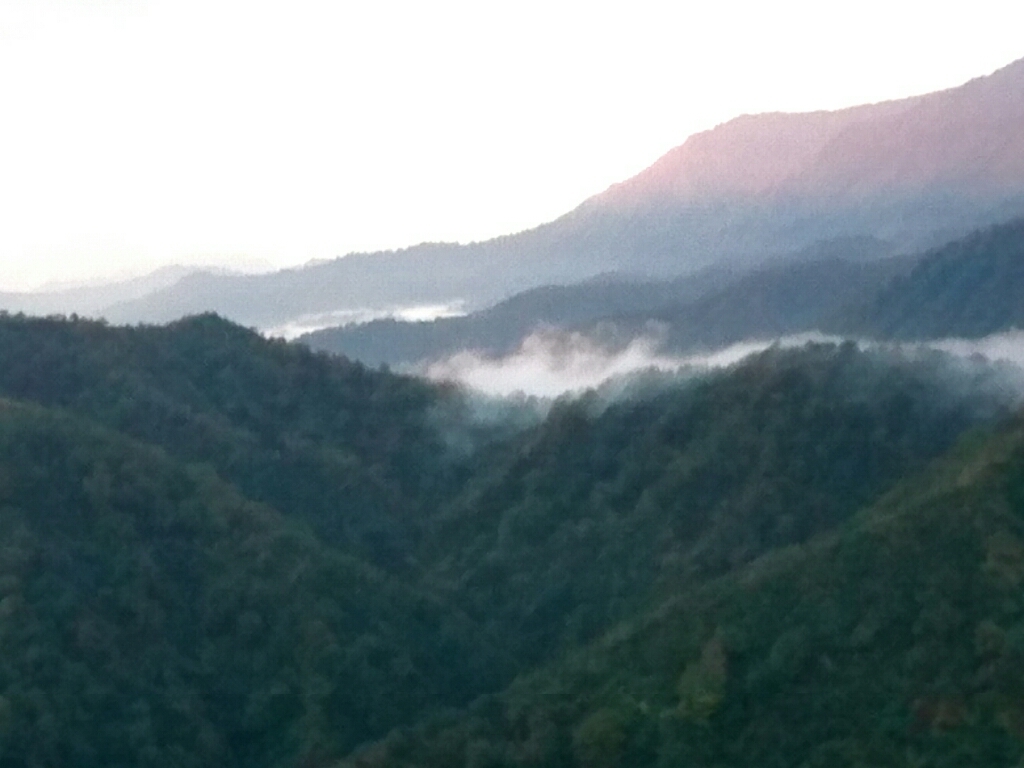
[[0, 401, 510, 766], [1, 313, 1023, 766], [412, 343, 1015, 666], [848, 217, 1024, 340], [345, 410, 1024, 768], [0, 312, 462, 568]]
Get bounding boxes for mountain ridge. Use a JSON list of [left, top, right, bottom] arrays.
[[28, 55, 1024, 330], [597, 56, 1024, 207]]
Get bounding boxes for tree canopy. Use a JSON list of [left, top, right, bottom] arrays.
[[0, 313, 1021, 766]]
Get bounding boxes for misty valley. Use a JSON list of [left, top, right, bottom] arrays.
[[2, 51, 1024, 768]]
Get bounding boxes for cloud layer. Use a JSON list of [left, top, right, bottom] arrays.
[[423, 329, 1024, 399]]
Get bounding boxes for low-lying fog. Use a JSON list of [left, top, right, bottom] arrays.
[[421, 328, 1024, 398], [266, 303, 467, 340]]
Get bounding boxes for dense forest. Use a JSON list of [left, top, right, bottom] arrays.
[[1, 312, 1024, 766], [0, 313, 463, 569], [346, 413, 1024, 768]]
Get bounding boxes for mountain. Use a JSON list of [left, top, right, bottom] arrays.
[[304, 211, 1024, 371], [0, 314, 527, 766], [409, 343, 1012, 666], [300, 245, 910, 368], [601, 58, 1024, 208], [298, 268, 732, 367], [340, 392, 1024, 768], [847, 217, 1024, 340], [649, 253, 915, 352], [0, 400, 510, 767], [0, 314, 1018, 765], [0, 265, 195, 317], [0, 313, 468, 568], [98, 58, 1024, 329]]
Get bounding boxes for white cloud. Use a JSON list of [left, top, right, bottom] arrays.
[[423, 329, 1024, 399], [422, 329, 842, 397]]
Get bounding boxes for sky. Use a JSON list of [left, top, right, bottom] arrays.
[[0, 1, 1022, 291]]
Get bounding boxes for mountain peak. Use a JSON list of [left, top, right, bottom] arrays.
[[596, 56, 1024, 210]]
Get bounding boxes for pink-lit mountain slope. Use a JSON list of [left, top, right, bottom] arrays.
[[598, 56, 1024, 208]]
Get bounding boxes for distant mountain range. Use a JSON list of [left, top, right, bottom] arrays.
[[303, 217, 1024, 368], [0, 265, 193, 317], [298, 268, 734, 367], [6, 57, 1022, 331]]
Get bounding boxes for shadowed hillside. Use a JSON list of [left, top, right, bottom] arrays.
[[0, 402, 510, 767], [340, 407, 1024, 768], [848, 218, 1024, 340], [0, 313, 462, 568], [0, 314, 1022, 766]]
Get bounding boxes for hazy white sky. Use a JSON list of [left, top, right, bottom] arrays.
[[1, 0, 1022, 290]]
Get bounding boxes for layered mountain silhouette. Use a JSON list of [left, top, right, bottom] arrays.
[[301, 244, 913, 366], [305, 215, 1024, 369], [62, 56, 1024, 329]]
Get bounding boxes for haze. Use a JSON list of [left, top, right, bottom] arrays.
[[1, 0, 1023, 290]]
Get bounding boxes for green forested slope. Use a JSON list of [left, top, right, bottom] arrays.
[[0, 313, 461, 569], [418, 344, 1011, 665], [0, 313, 1021, 767], [344, 414, 1024, 768], [0, 401, 509, 767]]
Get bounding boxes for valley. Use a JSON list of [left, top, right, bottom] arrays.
[[1, 44, 1023, 768]]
